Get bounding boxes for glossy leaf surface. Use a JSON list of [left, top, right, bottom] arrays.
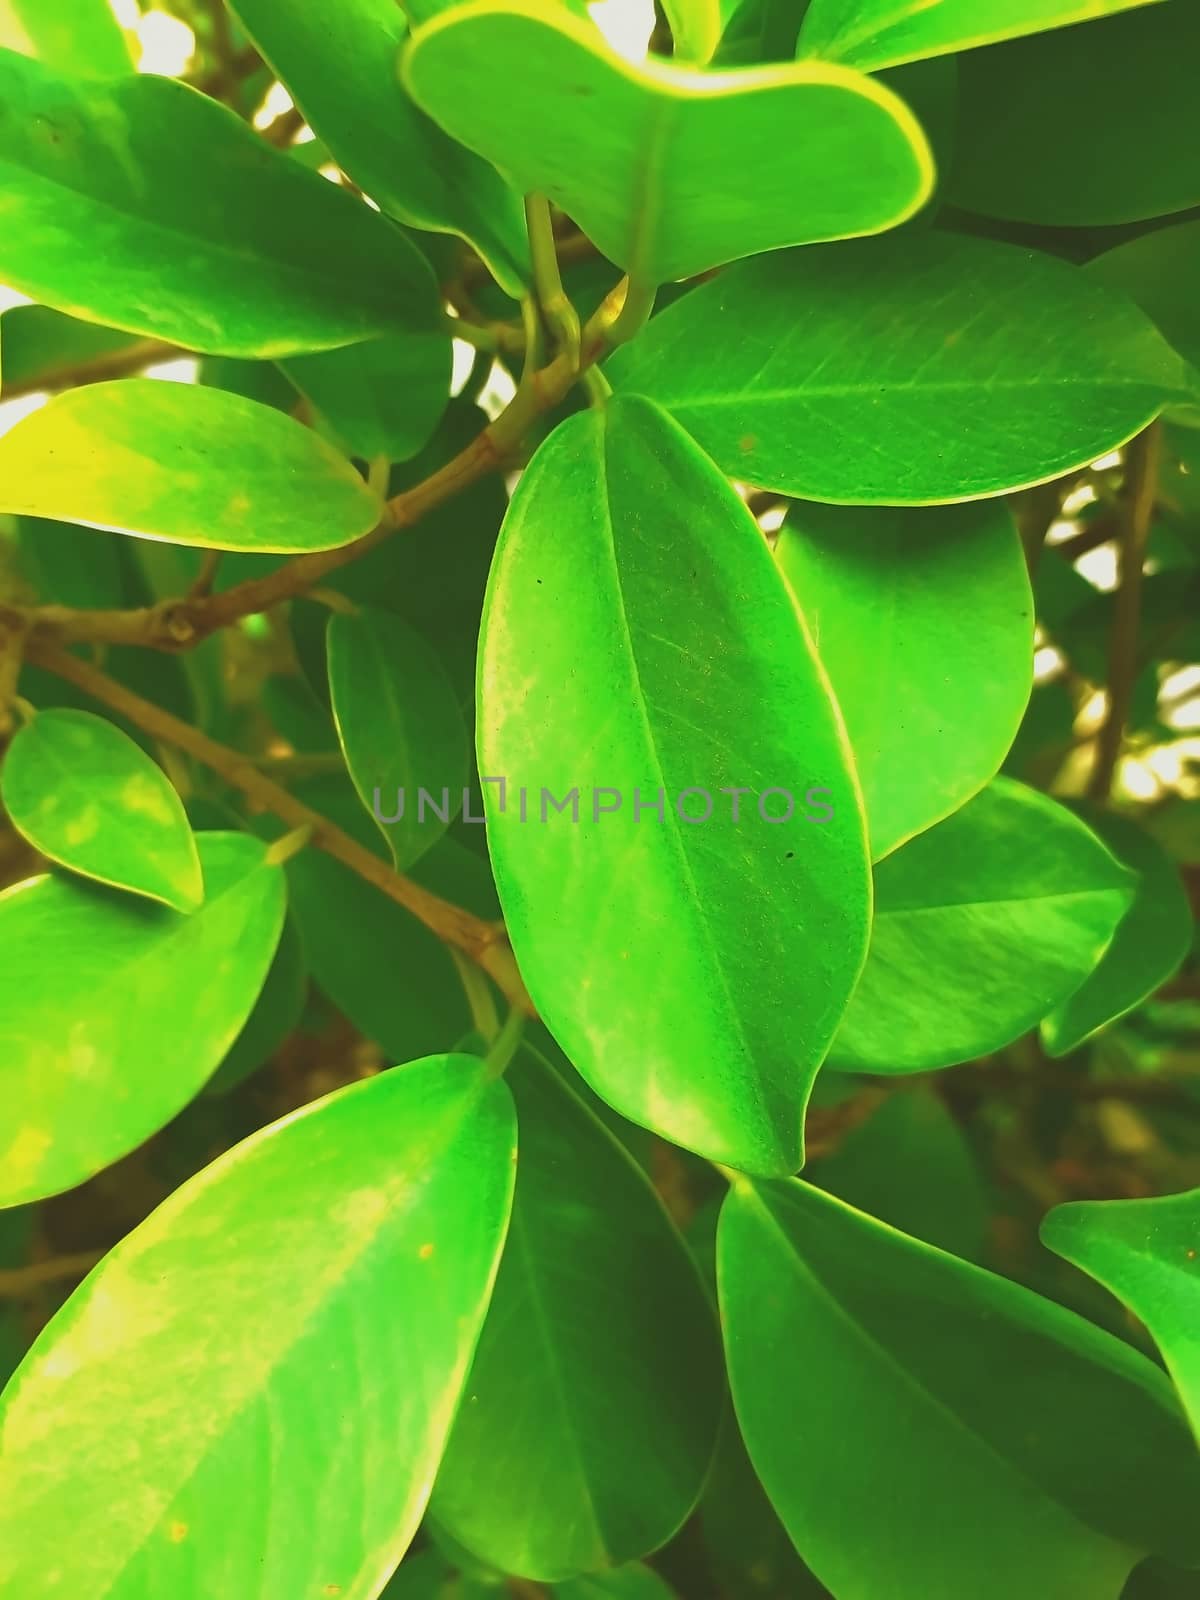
[[0, 49, 437, 355], [0, 381, 383, 551], [328, 607, 469, 868], [0, 833, 284, 1206], [608, 231, 1182, 503], [830, 780, 1134, 1071], [229, 0, 528, 295], [1041, 810, 1192, 1056], [0, 1056, 517, 1596], [777, 499, 1032, 857], [719, 1177, 1200, 1599], [403, 0, 933, 283], [1043, 1189, 1200, 1441], [797, 0, 1166, 70], [1, 708, 202, 910], [432, 1044, 723, 1578], [479, 395, 870, 1173]]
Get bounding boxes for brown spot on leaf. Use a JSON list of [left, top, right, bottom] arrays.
[[168, 1522, 188, 1544], [418, 1243, 435, 1261]]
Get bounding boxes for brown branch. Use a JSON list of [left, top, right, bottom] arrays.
[[1088, 423, 1161, 800], [0, 1250, 104, 1300], [13, 307, 615, 654], [1, 337, 182, 402], [23, 641, 534, 1017]]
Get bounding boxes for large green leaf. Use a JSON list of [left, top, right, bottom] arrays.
[[229, 0, 527, 295], [328, 607, 469, 869], [1089, 220, 1200, 372], [281, 333, 451, 463], [796, 0, 1166, 70], [0, 832, 284, 1207], [829, 780, 1134, 1072], [0, 1055, 517, 1596], [403, 1, 933, 284], [1043, 1189, 1200, 1442], [0, 0, 131, 76], [776, 500, 1032, 858], [431, 1044, 723, 1578], [947, 6, 1200, 226], [1041, 810, 1193, 1056], [479, 395, 870, 1174], [1, 707, 202, 911], [608, 230, 1184, 502], [719, 1178, 1200, 1599], [0, 380, 383, 551], [0, 49, 438, 356]]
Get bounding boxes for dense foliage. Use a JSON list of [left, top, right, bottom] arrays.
[[1, 2, 1199, 1597]]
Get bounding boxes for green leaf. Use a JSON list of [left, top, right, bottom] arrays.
[[796, 0, 1166, 70], [278, 776, 473, 1061], [555, 1565, 678, 1599], [431, 1044, 723, 1579], [204, 914, 308, 1095], [808, 1087, 989, 1259], [661, 0, 727, 61], [228, 0, 528, 296], [1, 708, 202, 911], [829, 779, 1134, 1072], [1042, 810, 1193, 1056], [402, 1, 933, 284], [1043, 1189, 1200, 1443], [0, 380, 384, 551], [0, 0, 132, 76], [0, 49, 438, 356], [0, 832, 284, 1207], [947, 6, 1200, 226], [281, 333, 451, 463], [0, 1055, 517, 1595], [718, 1177, 1200, 1599], [0, 304, 144, 395], [1089, 220, 1200, 373], [328, 607, 469, 868], [607, 230, 1184, 503], [776, 500, 1032, 859], [479, 395, 870, 1174]]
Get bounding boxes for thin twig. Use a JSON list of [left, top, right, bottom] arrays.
[[1088, 423, 1161, 799], [0, 1251, 104, 1300], [1, 337, 181, 401], [24, 641, 534, 1016]]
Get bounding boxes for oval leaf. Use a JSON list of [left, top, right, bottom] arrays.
[[0, 49, 438, 356], [607, 230, 1184, 503], [0, 1056, 517, 1596], [2, 707, 203, 910], [431, 1044, 723, 1578], [282, 333, 452, 463], [797, 0, 1166, 71], [947, 6, 1200, 227], [1043, 1188, 1200, 1443], [1041, 810, 1192, 1056], [718, 1177, 1200, 1599], [328, 607, 469, 868], [0, 380, 384, 551], [1089, 219, 1200, 373], [403, 0, 933, 284], [479, 395, 870, 1174], [0, 831, 285, 1206], [829, 779, 1134, 1072], [229, 0, 528, 295], [777, 499, 1033, 859]]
